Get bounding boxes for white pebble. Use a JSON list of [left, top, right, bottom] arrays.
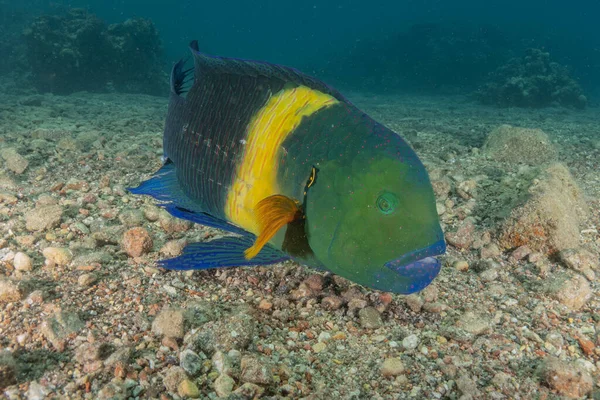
[[402, 334, 420, 350], [13, 252, 33, 271]]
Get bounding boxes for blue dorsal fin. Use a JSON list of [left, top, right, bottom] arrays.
[[128, 162, 249, 236], [159, 235, 290, 270]]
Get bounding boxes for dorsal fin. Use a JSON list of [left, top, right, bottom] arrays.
[[170, 57, 194, 96], [188, 39, 349, 103]]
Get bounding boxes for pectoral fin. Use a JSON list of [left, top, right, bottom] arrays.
[[244, 195, 301, 259]]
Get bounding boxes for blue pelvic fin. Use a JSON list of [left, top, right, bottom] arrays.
[[159, 235, 290, 270], [127, 162, 248, 236]]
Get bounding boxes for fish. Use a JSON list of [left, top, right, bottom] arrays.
[[129, 40, 446, 294]]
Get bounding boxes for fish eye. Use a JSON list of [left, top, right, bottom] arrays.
[[376, 192, 398, 215]]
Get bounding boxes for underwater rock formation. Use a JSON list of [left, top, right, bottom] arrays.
[[483, 124, 557, 165], [23, 9, 166, 95], [477, 48, 587, 109], [498, 163, 588, 255]]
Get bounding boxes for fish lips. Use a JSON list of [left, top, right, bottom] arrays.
[[384, 238, 446, 294]]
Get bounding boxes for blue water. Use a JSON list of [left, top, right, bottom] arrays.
[[2, 0, 600, 96]]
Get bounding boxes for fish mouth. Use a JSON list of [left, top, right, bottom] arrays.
[[384, 239, 446, 293]]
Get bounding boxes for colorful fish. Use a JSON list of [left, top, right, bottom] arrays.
[[129, 40, 445, 294]]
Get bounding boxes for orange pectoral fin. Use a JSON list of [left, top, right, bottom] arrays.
[[244, 195, 301, 260]]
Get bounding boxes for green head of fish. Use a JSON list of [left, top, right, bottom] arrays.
[[303, 121, 445, 294]]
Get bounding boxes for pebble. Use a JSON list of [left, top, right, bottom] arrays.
[[358, 307, 383, 329], [456, 312, 491, 335], [0, 279, 22, 303], [538, 357, 593, 398], [78, 273, 97, 287], [445, 218, 475, 249], [26, 380, 48, 400], [321, 295, 344, 310], [13, 252, 33, 271], [0, 148, 28, 174], [233, 383, 264, 398], [240, 356, 272, 385], [480, 268, 499, 282], [25, 205, 63, 232], [402, 334, 419, 350], [559, 248, 598, 281], [122, 227, 153, 257], [118, 208, 145, 227], [42, 247, 73, 266], [212, 351, 235, 376], [405, 294, 424, 312], [214, 374, 235, 397], [312, 342, 327, 353], [480, 243, 501, 259], [40, 311, 84, 351], [151, 308, 184, 339], [381, 357, 405, 377], [162, 366, 186, 393], [453, 260, 469, 272], [160, 239, 187, 257], [177, 379, 200, 398], [180, 349, 203, 376], [509, 245, 531, 262], [551, 274, 592, 310]]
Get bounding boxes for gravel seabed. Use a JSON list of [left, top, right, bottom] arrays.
[[0, 88, 599, 399]]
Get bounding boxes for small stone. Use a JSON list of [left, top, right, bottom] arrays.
[[405, 295, 424, 312], [509, 245, 531, 262], [152, 308, 184, 339], [214, 374, 235, 397], [258, 299, 272, 310], [312, 342, 326, 353], [177, 379, 200, 398], [576, 336, 595, 355], [160, 239, 187, 257], [26, 380, 48, 400], [381, 357, 405, 377], [212, 351, 234, 376], [456, 374, 480, 398], [180, 349, 202, 376], [143, 205, 161, 222], [538, 357, 593, 398], [321, 295, 343, 310], [445, 218, 475, 249], [453, 260, 469, 272], [159, 211, 192, 233], [559, 248, 598, 281], [402, 334, 419, 350], [456, 312, 491, 335], [25, 205, 63, 232], [78, 273, 97, 287], [233, 382, 264, 398], [42, 247, 73, 266], [162, 366, 186, 393], [0, 279, 22, 303], [550, 274, 592, 310], [122, 227, 153, 257], [240, 356, 272, 385], [0, 148, 28, 174], [118, 208, 146, 228], [358, 307, 382, 329], [480, 268, 499, 282], [162, 336, 179, 351], [303, 274, 324, 292], [13, 252, 32, 271], [480, 243, 501, 259], [40, 311, 84, 351]]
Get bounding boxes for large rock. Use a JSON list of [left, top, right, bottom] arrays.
[[0, 148, 28, 174], [538, 357, 593, 398], [483, 125, 557, 165], [25, 205, 63, 232], [499, 163, 588, 255]]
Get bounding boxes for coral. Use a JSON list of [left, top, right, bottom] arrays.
[[483, 124, 557, 165], [477, 48, 587, 109], [23, 9, 167, 95]]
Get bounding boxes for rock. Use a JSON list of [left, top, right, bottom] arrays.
[[0, 279, 22, 303], [453, 260, 469, 272], [538, 357, 593, 398], [214, 374, 235, 397], [162, 366, 186, 393], [381, 357, 405, 377], [456, 374, 480, 398], [456, 312, 491, 335], [122, 227, 153, 257], [445, 218, 475, 249], [178, 379, 200, 398], [303, 274, 324, 292], [405, 295, 424, 312], [40, 311, 84, 351], [187, 306, 255, 355], [78, 273, 98, 287], [321, 295, 344, 310], [0, 351, 17, 390], [212, 351, 235, 376], [160, 239, 187, 257], [559, 248, 598, 281], [483, 125, 557, 165], [240, 356, 272, 385], [152, 308, 184, 339], [26, 380, 48, 400], [312, 342, 326, 353], [180, 349, 202, 376], [97, 381, 126, 400], [25, 205, 63, 231], [0, 148, 28, 174], [118, 208, 145, 228], [480, 243, 501, 259], [358, 307, 383, 329], [402, 334, 419, 350], [159, 210, 192, 233], [13, 252, 33, 271], [509, 245, 531, 262], [480, 268, 499, 282], [233, 382, 264, 398], [42, 247, 73, 266], [547, 274, 592, 310], [499, 163, 588, 255]]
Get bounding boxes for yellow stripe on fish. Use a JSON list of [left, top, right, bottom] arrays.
[[225, 85, 338, 234]]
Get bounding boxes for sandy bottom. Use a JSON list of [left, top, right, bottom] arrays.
[[0, 88, 599, 399]]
